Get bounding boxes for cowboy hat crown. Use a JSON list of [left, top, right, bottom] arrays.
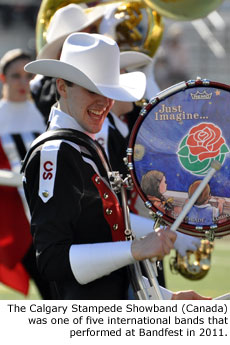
[[60, 33, 120, 86]]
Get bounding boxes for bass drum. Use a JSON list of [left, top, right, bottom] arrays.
[[127, 78, 230, 238]]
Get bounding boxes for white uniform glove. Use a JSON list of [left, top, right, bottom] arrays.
[[174, 231, 201, 257], [99, 3, 127, 39]]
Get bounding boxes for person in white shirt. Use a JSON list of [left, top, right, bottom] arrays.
[[0, 49, 45, 134]]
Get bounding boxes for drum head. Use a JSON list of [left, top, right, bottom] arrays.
[[128, 79, 230, 238]]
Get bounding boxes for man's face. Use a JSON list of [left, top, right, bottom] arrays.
[[3, 58, 33, 102], [58, 80, 114, 133]]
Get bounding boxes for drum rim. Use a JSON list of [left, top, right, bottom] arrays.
[[127, 78, 230, 237]]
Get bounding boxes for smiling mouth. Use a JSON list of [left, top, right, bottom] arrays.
[[88, 108, 107, 118]]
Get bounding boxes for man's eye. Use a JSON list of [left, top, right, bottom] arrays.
[[10, 73, 21, 79], [88, 90, 97, 95]]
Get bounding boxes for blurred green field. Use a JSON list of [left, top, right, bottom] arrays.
[[0, 237, 229, 300], [0, 280, 41, 300], [164, 236, 230, 299]]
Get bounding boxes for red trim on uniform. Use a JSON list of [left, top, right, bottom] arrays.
[[0, 262, 29, 295], [91, 174, 126, 242], [0, 142, 31, 294]]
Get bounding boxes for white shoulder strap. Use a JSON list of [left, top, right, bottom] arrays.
[[39, 140, 62, 203]]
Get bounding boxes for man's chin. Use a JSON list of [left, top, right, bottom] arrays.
[[91, 123, 104, 134]]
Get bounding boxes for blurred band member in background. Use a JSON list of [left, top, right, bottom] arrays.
[[0, 48, 51, 298]]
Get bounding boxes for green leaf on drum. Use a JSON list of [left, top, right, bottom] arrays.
[[188, 153, 198, 163], [220, 143, 230, 154], [177, 145, 189, 157]]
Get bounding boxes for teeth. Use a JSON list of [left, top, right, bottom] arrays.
[[89, 108, 106, 116], [90, 110, 103, 115]]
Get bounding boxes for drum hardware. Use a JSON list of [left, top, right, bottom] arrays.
[[154, 80, 187, 102], [135, 98, 148, 108], [205, 227, 216, 242], [187, 76, 210, 87]]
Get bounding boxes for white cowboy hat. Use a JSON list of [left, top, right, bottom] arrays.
[[25, 33, 146, 102], [37, 4, 113, 60], [120, 51, 160, 99]]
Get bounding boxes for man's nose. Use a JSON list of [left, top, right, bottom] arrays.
[[20, 77, 30, 85], [96, 96, 111, 106]]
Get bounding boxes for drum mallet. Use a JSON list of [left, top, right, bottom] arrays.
[[170, 160, 221, 232]]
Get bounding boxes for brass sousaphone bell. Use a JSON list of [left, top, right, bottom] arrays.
[[36, 0, 224, 53], [35, 0, 164, 57]]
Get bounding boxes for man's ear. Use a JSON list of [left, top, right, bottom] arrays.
[[56, 78, 67, 98], [0, 74, 6, 83]]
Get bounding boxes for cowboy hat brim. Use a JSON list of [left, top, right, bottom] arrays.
[[25, 59, 146, 102], [120, 51, 152, 70]]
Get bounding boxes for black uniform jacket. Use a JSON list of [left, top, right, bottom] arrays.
[[23, 138, 129, 300]]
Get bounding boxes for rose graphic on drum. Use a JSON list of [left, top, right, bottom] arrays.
[[177, 122, 230, 176]]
